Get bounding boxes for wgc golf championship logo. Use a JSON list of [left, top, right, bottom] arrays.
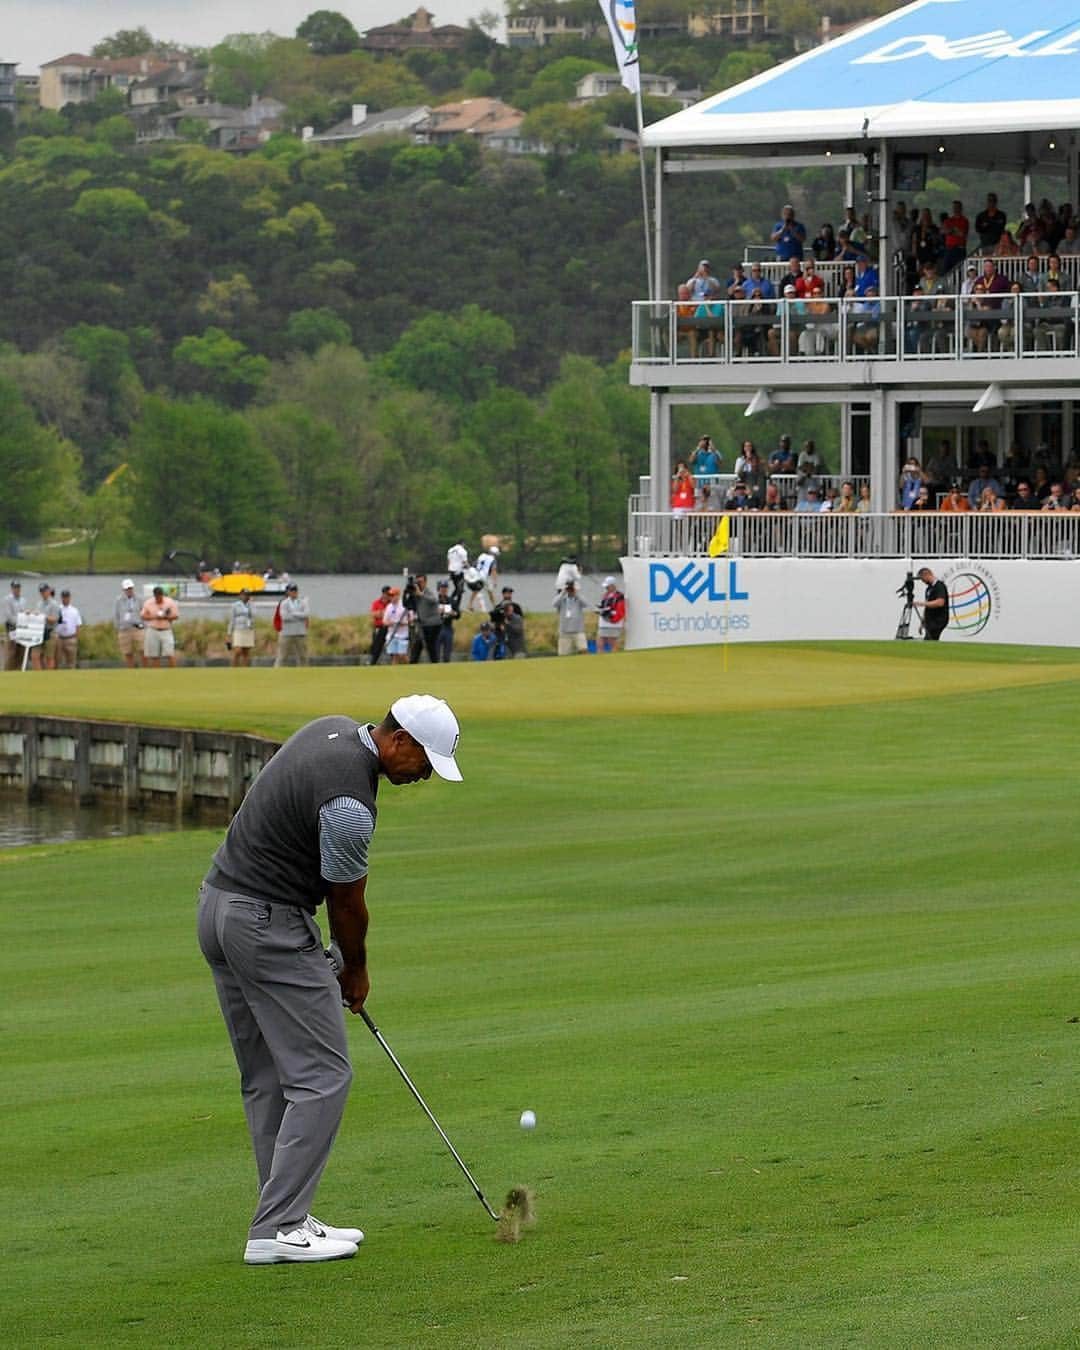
[[944, 565, 999, 636]]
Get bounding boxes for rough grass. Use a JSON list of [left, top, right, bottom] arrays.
[[3, 646, 1080, 1347]]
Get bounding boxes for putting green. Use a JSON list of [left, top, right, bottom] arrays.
[[3, 644, 1079, 1347]]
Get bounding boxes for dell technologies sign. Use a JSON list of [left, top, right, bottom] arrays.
[[648, 559, 751, 637]]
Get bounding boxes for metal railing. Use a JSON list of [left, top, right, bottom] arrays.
[[627, 510, 1080, 559], [633, 293, 1080, 366]]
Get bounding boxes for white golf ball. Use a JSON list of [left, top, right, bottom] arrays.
[[519, 1109, 536, 1130]]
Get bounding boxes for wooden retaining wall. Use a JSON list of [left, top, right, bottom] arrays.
[[0, 716, 279, 818]]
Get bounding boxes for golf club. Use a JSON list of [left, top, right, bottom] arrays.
[[358, 1006, 501, 1223]]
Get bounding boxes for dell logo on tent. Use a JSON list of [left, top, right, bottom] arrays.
[[649, 560, 749, 604], [853, 28, 1080, 63]]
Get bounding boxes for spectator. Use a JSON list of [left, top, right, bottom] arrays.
[[812, 223, 837, 261], [737, 444, 767, 497], [797, 439, 825, 477], [491, 586, 526, 659], [1041, 481, 1072, 511], [960, 261, 980, 295], [735, 285, 772, 357], [2, 578, 25, 671], [676, 283, 699, 356], [671, 461, 696, 514], [114, 578, 143, 669], [698, 484, 722, 512], [1019, 254, 1043, 293], [940, 483, 970, 512], [554, 580, 588, 656], [686, 259, 719, 301], [940, 200, 969, 273], [893, 202, 911, 237], [1010, 480, 1037, 509], [382, 587, 410, 665], [976, 485, 1000, 512], [723, 261, 746, 295], [964, 280, 995, 352], [227, 588, 256, 667], [975, 192, 1007, 250], [909, 208, 941, 273], [855, 483, 873, 513], [993, 230, 1020, 258], [1017, 202, 1043, 253], [771, 203, 806, 261], [768, 434, 795, 475], [1058, 225, 1080, 256], [1072, 486, 1080, 512], [835, 481, 857, 513], [899, 458, 926, 510], [725, 480, 757, 510], [474, 544, 500, 609], [841, 205, 866, 247], [690, 435, 722, 477], [967, 464, 1003, 509], [796, 459, 822, 504], [783, 257, 804, 292], [1000, 443, 1030, 488], [925, 439, 959, 490], [762, 481, 786, 511], [853, 255, 879, 296], [693, 291, 724, 358], [1032, 466, 1052, 501], [795, 488, 823, 513], [369, 584, 392, 665], [33, 582, 60, 671], [470, 620, 496, 661], [797, 257, 825, 299], [835, 230, 867, 262], [435, 579, 460, 662], [141, 585, 179, 669], [407, 573, 442, 665], [820, 486, 839, 512], [274, 581, 309, 667], [596, 577, 626, 653], [849, 285, 882, 352], [1039, 255, 1070, 289], [54, 589, 83, 669], [446, 540, 468, 608], [743, 262, 775, 299], [904, 263, 947, 353]]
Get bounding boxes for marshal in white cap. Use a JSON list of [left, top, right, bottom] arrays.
[[390, 694, 462, 782]]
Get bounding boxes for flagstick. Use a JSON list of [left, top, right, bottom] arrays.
[[634, 87, 654, 302]]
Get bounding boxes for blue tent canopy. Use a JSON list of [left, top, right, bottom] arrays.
[[643, 0, 1080, 147]]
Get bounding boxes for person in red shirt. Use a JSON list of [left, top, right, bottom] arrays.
[[369, 584, 392, 665], [671, 461, 696, 514], [941, 200, 969, 274]]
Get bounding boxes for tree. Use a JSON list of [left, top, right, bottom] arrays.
[[207, 34, 308, 107], [464, 388, 546, 546], [63, 465, 132, 573], [91, 28, 157, 58], [173, 329, 270, 404], [521, 103, 605, 154], [382, 305, 515, 404], [286, 307, 352, 352], [0, 377, 72, 550], [296, 10, 360, 55], [128, 396, 283, 562], [520, 56, 607, 110], [71, 186, 149, 236]]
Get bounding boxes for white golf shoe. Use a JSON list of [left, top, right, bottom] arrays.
[[306, 1214, 365, 1245], [244, 1226, 358, 1265]]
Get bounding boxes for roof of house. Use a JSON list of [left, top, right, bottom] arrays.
[[429, 97, 524, 134], [130, 64, 205, 93], [314, 104, 430, 141], [643, 0, 1080, 148]]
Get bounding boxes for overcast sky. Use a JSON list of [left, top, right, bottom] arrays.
[[3, 0, 495, 72]]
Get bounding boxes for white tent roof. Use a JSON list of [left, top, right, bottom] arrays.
[[643, 0, 1080, 149]]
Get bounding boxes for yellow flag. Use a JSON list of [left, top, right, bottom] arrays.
[[708, 515, 730, 557]]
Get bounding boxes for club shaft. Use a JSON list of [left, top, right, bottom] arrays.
[[360, 1009, 500, 1222]]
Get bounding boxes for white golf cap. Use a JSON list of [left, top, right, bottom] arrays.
[[121, 578, 135, 589], [391, 694, 462, 782], [603, 575, 616, 586]]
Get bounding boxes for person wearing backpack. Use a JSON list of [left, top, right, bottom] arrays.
[[597, 576, 626, 653]]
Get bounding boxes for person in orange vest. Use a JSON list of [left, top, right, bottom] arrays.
[[671, 461, 696, 515]]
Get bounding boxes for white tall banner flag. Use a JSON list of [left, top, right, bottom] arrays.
[[600, 0, 640, 95]]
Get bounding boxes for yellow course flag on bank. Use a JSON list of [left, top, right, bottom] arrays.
[[708, 515, 730, 557]]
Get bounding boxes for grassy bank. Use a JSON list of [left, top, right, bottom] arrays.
[[4, 647, 1080, 1346]]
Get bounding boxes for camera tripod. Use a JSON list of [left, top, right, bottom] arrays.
[[894, 573, 922, 640]]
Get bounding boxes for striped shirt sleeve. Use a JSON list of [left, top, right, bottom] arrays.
[[318, 796, 375, 883]]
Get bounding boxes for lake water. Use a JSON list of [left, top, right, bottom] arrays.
[[7, 571, 623, 625], [0, 799, 186, 849]]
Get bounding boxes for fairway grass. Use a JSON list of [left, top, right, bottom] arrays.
[[4, 645, 1079, 1347]]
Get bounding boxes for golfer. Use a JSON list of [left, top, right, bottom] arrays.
[[197, 694, 463, 1265]]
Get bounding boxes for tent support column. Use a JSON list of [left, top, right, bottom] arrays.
[[654, 149, 668, 303], [649, 391, 671, 512], [869, 392, 896, 513], [878, 139, 890, 291]]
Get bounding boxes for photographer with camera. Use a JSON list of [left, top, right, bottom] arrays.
[[435, 579, 459, 663], [406, 573, 442, 665], [914, 566, 950, 641], [491, 586, 526, 659], [554, 578, 588, 656]]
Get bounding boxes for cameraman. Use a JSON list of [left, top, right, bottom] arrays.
[[491, 586, 526, 659], [435, 579, 459, 663], [407, 573, 442, 664], [914, 566, 950, 640], [554, 579, 587, 656]]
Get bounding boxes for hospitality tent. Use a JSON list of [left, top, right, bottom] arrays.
[[642, 0, 1080, 287]]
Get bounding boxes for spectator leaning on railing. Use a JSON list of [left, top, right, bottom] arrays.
[[975, 192, 1007, 251]]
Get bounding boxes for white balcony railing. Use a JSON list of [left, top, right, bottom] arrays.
[[633, 293, 1080, 367], [627, 510, 1080, 559]]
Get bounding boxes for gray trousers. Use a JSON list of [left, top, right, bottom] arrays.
[[197, 881, 353, 1239]]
